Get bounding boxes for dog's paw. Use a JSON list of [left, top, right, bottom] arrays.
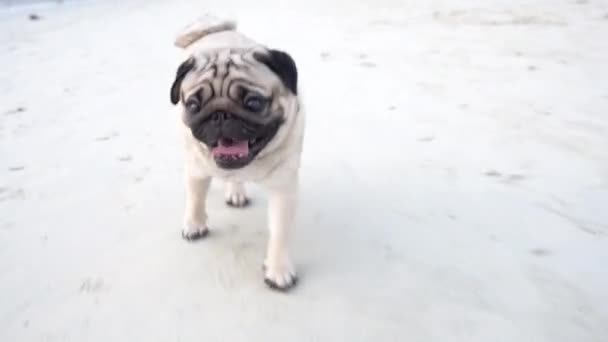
[[263, 259, 298, 291], [181, 221, 209, 241], [225, 182, 249, 208]]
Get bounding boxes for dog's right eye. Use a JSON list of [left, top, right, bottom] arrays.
[[185, 99, 200, 113]]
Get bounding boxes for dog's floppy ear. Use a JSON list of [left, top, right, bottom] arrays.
[[170, 57, 196, 105], [254, 49, 298, 95]]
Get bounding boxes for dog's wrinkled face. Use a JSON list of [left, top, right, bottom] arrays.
[[170, 48, 298, 169]]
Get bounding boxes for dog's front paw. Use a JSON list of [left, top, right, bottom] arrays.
[[182, 221, 209, 241], [264, 258, 297, 291], [225, 182, 249, 207]]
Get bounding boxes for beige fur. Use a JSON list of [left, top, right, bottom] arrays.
[[173, 15, 305, 290]]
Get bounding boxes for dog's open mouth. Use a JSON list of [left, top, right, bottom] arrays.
[[191, 114, 283, 170], [211, 137, 250, 160], [210, 136, 267, 168]]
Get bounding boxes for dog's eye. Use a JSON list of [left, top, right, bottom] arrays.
[[185, 99, 200, 113], [244, 96, 266, 112]]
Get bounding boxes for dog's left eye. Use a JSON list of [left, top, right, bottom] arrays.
[[244, 96, 266, 112]]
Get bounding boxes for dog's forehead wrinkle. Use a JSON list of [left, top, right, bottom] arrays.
[[183, 68, 274, 98], [233, 79, 271, 97]]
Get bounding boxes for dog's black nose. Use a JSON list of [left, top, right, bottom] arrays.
[[211, 111, 231, 122]]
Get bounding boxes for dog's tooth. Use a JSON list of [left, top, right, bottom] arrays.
[[238, 153, 245, 158]]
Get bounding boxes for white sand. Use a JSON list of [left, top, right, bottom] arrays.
[[1, 0, 607, 341]]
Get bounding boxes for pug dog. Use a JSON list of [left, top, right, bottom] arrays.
[[169, 15, 305, 291]]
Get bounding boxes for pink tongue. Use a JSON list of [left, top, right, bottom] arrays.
[[212, 140, 249, 157]]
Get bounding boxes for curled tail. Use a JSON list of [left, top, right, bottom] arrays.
[[174, 14, 237, 49]]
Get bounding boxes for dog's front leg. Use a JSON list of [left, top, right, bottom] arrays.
[[225, 181, 249, 207], [182, 174, 211, 240], [263, 179, 298, 291]]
